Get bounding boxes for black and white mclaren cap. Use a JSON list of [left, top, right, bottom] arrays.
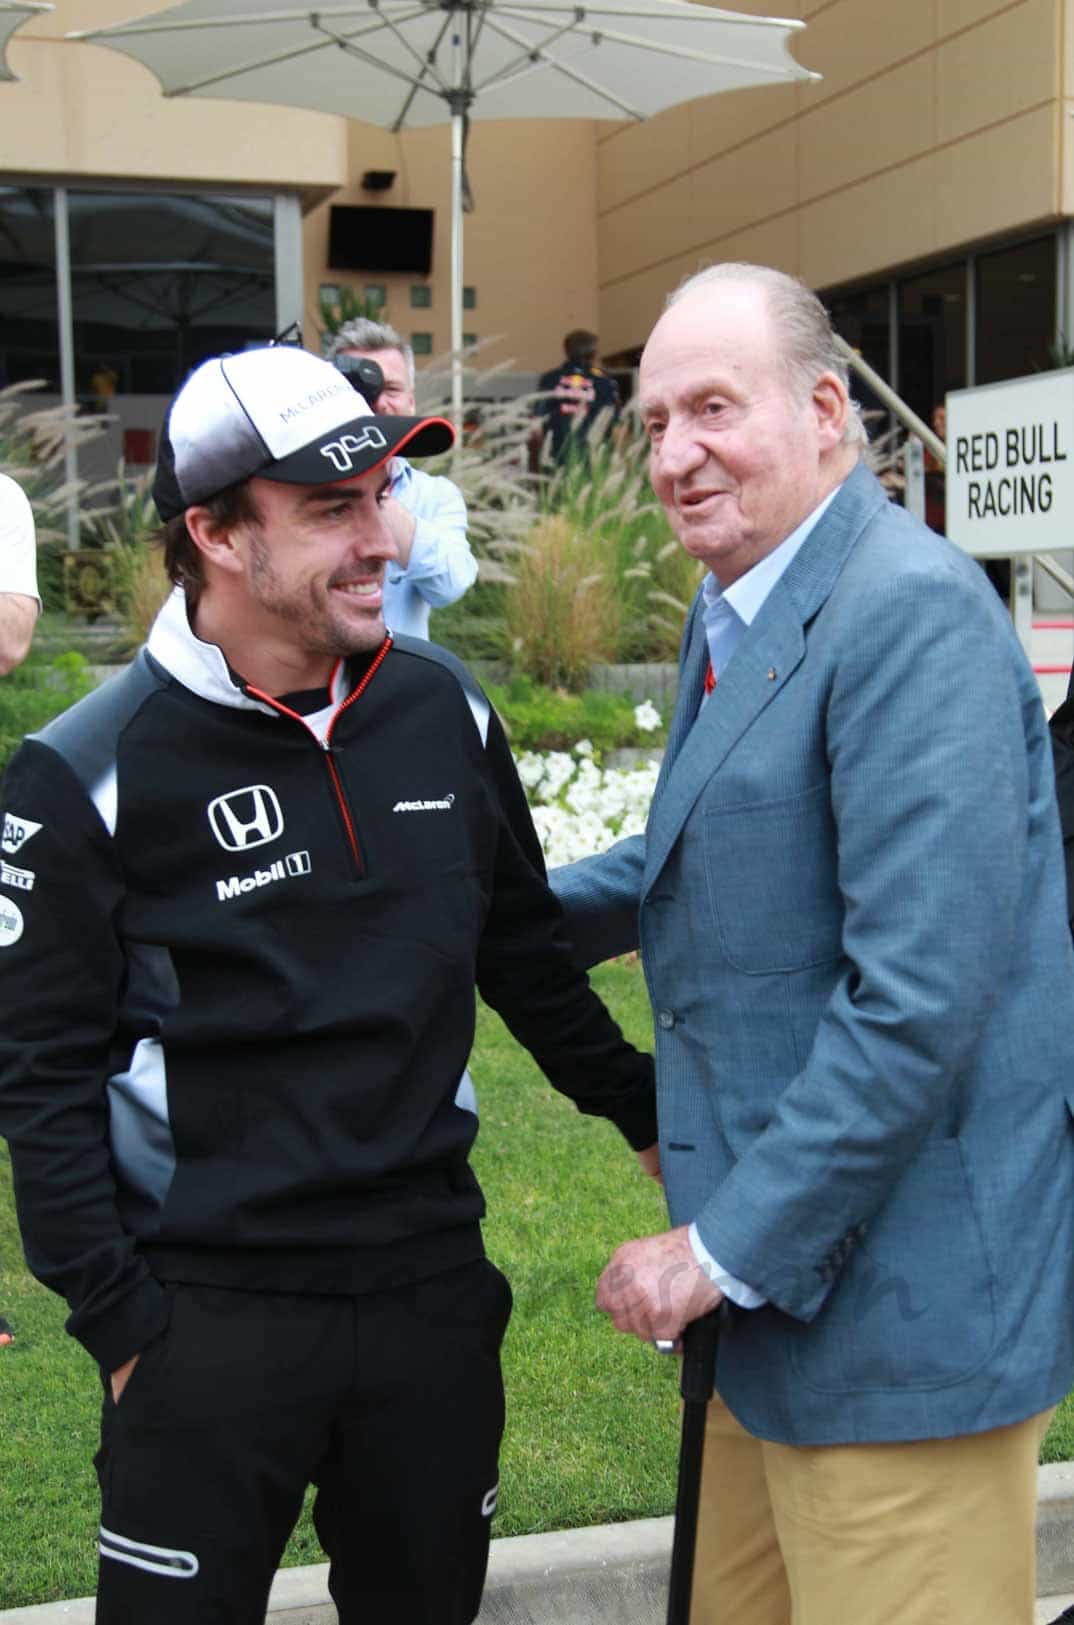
[[152, 345, 454, 522]]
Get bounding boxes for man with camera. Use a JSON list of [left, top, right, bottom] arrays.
[[327, 318, 476, 639]]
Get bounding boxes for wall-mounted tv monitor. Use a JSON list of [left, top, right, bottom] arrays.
[[328, 205, 434, 275]]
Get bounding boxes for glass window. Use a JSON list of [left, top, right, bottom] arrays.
[[898, 262, 966, 428], [411, 331, 433, 355], [463, 332, 477, 348], [0, 186, 59, 390], [975, 235, 1057, 385], [409, 284, 431, 308], [67, 190, 275, 402], [825, 282, 891, 428], [364, 283, 386, 309], [462, 286, 476, 310]]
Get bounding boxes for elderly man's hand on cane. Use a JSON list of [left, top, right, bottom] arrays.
[[596, 1226, 723, 1345]]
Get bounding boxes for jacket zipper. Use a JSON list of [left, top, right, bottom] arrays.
[[246, 634, 392, 876]]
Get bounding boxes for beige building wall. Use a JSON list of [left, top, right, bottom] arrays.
[[3, 1, 347, 193], [304, 119, 600, 375], [597, 0, 1066, 357]]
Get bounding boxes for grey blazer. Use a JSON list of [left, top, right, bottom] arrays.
[[554, 462, 1074, 1445]]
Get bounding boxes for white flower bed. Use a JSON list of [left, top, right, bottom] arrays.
[[516, 738, 662, 867]]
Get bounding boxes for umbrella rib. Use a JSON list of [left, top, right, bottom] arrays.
[[313, 8, 451, 98], [71, 7, 434, 102], [390, 8, 455, 129], [471, 11, 596, 96], [493, 3, 806, 27], [494, 8, 817, 79], [478, 14, 643, 117], [73, 7, 395, 40]]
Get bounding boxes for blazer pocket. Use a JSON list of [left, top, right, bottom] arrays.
[[789, 1139, 996, 1394], [703, 781, 843, 973]]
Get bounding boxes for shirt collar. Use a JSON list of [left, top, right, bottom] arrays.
[[701, 483, 843, 628], [389, 456, 413, 493]]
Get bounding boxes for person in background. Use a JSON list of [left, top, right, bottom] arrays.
[[553, 261, 1074, 1625], [530, 328, 621, 469], [0, 471, 38, 1348], [0, 472, 39, 675], [325, 318, 476, 640]]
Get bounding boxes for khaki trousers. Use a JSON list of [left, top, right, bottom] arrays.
[[688, 1390, 1054, 1625]]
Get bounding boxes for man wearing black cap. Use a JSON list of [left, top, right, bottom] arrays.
[[0, 345, 657, 1625]]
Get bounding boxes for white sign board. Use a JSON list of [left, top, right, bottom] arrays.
[[945, 369, 1074, 557]]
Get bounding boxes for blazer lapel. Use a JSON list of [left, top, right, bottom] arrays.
[[642, 604, 806, 894], [641, 463, 888, 897]]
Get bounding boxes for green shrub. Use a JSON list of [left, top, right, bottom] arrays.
[[486, 675, 666, 753], [0, 650, 95, 774], [430, 577, 509, 664]]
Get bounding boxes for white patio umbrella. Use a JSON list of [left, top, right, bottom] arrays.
[[0, 2, 51, 82], [71, 1, 818, 422]]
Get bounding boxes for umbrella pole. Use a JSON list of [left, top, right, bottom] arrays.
[[449, 74, 465, 433]]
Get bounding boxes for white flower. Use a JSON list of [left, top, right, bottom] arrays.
[[574, 738, 594, 757], [515, 752, 547, 791], [514, 745, 662, 865], [634, 700, 662, 733]]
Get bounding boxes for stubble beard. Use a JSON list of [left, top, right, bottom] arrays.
[[249, 534, 386, 657]]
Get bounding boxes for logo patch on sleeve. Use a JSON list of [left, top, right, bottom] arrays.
[[0, 897, 24, 946], [1, 813, 42, 856]]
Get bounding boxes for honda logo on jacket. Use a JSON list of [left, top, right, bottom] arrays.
[[207, 786, 284, 851]]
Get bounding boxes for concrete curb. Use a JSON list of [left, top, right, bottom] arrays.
[[3, 1468, 1074, 1624]]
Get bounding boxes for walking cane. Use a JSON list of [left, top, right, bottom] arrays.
[[657, 1305, 723, 1625]]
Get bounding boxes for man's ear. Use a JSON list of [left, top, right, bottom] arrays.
[[812, 371, 850, 452], [184, 505, 248, 576]]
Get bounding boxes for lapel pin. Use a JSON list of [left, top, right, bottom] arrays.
[[767, 667, 778, 682]]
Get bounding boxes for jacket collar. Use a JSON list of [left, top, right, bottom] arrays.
[[146, 587, 279, 715]]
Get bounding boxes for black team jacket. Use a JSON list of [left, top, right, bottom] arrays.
[[0, 589, 656, 1372]]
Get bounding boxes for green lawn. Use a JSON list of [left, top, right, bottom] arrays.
[[1, 955, 1072, 1609]]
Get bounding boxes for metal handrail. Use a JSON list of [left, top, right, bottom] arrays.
[[833, 336, 1074, 605]]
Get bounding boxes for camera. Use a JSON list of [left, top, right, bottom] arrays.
[[335, 354, 385, 410]]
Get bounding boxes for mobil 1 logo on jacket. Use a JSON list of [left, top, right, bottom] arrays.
[[206, 783, 312, 904]]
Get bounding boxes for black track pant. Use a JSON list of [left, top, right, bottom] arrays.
[[93, 1259, 512, 1624]]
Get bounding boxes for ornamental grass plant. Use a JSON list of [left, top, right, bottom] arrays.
[[0, 382, 107, 611], [504, 512, 621, 689], [540, 411, 702, 668], [418, 350, 701, 679], [82, 462, 171, 650]]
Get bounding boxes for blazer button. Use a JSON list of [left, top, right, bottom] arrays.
[[657, 1009, 676, 1030]]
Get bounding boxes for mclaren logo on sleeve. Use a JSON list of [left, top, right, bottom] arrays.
[[208, 786, 284, 852]]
